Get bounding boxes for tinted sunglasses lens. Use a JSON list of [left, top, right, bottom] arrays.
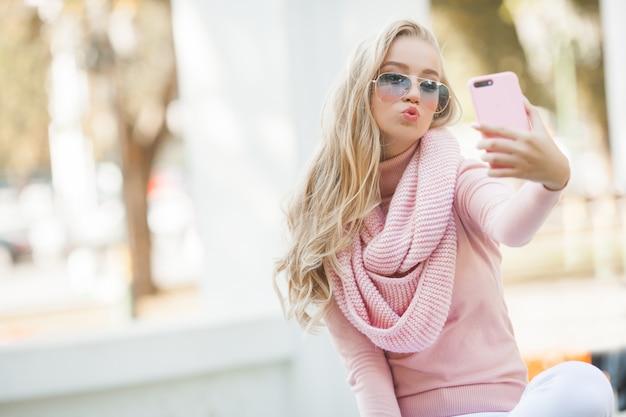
[[436, 83, 450, 113], [418, 80, 442, 110], [419, 80, 450, 113], [376, 73, 410, 102]]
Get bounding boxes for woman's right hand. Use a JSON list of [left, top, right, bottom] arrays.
[[472, 99, 570, 191]]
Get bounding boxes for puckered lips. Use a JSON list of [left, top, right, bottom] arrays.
[[402, 106, 419, 122]]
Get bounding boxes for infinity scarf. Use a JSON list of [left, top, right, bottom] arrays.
[[331, 128, 462, 353]]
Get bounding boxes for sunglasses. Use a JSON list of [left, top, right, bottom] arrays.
[[371, 72, 451, 113]]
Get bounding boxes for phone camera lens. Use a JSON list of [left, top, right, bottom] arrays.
[[474, 80, 493, 88]]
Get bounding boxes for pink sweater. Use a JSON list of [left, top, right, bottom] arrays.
[[324, 142, 563, 417]]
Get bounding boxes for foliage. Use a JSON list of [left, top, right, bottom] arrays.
[[0, 1, 51, 185], [432, 0, 608, 156]]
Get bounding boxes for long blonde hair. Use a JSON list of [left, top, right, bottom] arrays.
[[274, 19, 461, 332]]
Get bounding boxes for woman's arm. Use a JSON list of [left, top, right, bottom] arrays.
[[324, 302, 402, 417], [457, 170, 563, 247]]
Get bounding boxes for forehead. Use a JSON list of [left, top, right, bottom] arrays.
[[381, 36, 442, 76]]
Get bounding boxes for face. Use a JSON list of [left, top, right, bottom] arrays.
[[371, 36, 444, 160]]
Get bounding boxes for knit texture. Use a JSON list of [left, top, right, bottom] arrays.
[[331, 128, 462, 353]]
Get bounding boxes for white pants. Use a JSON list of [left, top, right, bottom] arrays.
[[454, 361, 615, 417]]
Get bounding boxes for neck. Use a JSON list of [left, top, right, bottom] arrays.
[[379, 140, 419, 214]]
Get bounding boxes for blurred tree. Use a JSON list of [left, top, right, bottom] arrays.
[[431, 0, 551, 112], [2, 0, 178, 310], [505, 0, 610, 194], [80, 0, 178, 304], [0, 1, 51, 185], [432, 0, 610, 193]]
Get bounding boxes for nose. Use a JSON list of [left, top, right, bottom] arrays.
[[403, 79, 421, 103]]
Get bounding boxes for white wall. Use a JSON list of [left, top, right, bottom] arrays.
[[0, 315, 357, 417]]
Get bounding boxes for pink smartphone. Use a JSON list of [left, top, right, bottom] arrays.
[[468, 71, 530, 132]]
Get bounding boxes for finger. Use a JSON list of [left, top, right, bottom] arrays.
[[471, 122, 523, 141], [480, 151, 517, 169], [480, 153, 516, 175], [485, 166, 519, 178], [523, 99, 549, 136], [481, 153, 523, 176], [477, 137, 518, 153]]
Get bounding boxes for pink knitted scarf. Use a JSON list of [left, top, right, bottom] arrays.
[[331, 129, 462, 353]]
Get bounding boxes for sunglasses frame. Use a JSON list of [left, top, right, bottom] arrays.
[[371, 72, 451, 114]]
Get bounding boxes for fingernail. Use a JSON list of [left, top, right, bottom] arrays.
[[470, 122, 481, 129]]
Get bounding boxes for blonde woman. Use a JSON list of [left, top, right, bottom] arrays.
[[274, 19, 614, 417]]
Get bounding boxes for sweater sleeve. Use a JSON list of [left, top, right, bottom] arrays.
[[457, 160, 563, 247], [324, 301, 402, 417]]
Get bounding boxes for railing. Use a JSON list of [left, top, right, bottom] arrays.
[[502, 193, 625, 283]]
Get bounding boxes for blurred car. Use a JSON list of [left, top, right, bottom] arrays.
[[0, 230, 33, 272], [0, 228, 33, 267]]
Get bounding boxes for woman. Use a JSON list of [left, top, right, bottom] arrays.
[[274, 18, 614, 417]]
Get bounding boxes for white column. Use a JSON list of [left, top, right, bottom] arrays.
[[600, 0, 626, 192], [170, 0, 296, 321], [46, 15, 98, 264]]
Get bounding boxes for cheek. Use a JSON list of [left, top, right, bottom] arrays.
[[421, 110, 436, 125], [370, 97, 381, 120], [371, 99, 391, 127]]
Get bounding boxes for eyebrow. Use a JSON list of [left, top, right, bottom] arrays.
[[380, 61, 440, 78]]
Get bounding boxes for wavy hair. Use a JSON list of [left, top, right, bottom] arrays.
[[274, 19, 461, 332]]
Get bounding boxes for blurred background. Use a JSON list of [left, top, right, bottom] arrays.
[[0, 0, 624, 416]]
